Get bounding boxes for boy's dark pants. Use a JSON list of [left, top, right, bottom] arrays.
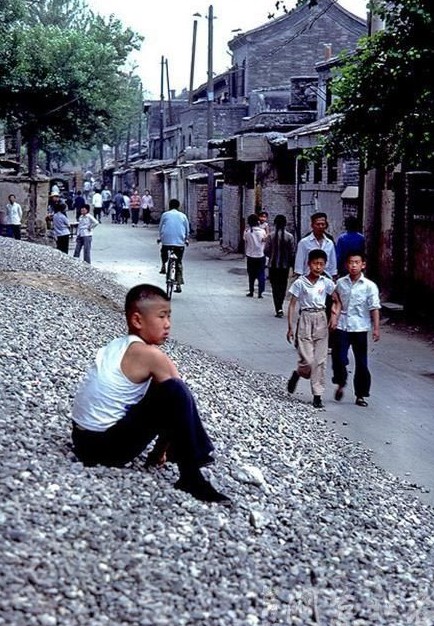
[[331, 329, 371, 397], [72, 378, 213, 474]]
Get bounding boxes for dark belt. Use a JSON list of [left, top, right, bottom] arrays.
[[300, 307, 326, 312]]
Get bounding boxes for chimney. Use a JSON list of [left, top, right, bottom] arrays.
[[324, 43, 332, 61]]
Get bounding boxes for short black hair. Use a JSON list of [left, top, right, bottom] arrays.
[[308, 248, 327, 263], [247, 213, 259, 227], [345, 216, 360, 231], [346, 251, 366, 262], [310, 212, 328, 222], [169, 198, 180, 210], [125, 284, 169, 317]]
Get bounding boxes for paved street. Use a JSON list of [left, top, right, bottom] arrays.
[[91, 219, 434, 506]]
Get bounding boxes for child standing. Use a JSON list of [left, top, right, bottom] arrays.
[[73, 205, 98, 263], [71, 283, 230, 505], [330, 253, 380, 407], [286, 249, 335, 408], [243, 213, 267, 298]]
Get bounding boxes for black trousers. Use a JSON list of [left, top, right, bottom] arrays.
[[56, 234, 69, 254], [331, 330, 371, 397], [268, 267, 290, 312], [72, 378, 213, 473], [131, 209, 140, 225], [246, 256, 265, 295]]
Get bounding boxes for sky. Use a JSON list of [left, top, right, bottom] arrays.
[[86, 0, 368, 99]]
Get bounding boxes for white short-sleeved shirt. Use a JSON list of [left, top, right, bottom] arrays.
[[243, 226, 266, 258], [336, 274, 381, 332], [289, 274, 335, 310], [294, 233, 337, 277]]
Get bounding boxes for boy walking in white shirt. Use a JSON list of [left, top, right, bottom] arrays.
[[286, 249, 335, 408], [330, 253, 380, 407]]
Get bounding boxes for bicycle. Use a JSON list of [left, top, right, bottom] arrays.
[[165, 246, 180, 300]]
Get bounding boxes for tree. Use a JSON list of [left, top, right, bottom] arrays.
[[267, 0, 318, 19], [24, 0, 88, 28], [324, 0, 433, 170], [0, 7, 142, 175], [0, 0, 143, 236]]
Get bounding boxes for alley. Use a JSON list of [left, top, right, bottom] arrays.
[[91, 221, 434, 506]]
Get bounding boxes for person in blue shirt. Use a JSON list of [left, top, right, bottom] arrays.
[[157, 199, 190, 292], [336, 216, 366, 277]]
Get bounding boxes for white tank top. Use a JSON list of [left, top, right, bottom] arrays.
[[72, 335, 151, 431]]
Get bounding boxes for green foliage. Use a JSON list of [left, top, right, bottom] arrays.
[[267, 0, 316, 19], [325, 0, 434, 169], [0, 0, 143, 172], [0, 0, 25, 29], [23, 0, 89, 28]]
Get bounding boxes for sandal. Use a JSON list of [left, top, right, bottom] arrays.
[[334, 386, 344, 401], [355, 397, 368, 407]]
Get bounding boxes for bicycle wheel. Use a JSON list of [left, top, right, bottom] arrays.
[[166, 259, 175, 299]]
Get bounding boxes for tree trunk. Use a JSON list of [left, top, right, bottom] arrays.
[[27, 134, 39, 177], [27, 134, 39, 240]]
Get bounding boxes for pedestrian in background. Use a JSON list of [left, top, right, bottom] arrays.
[[264, 214, 295, 317], [73, 205, 98, 263], [258, 210, 270, 236], [92, 189, 103, 223], [141, 189, 154, 227], [5, 194, 23, 240], [121, 191, 131, 224], [286, 249, 335, 409], [130, 189, 141, 227], [243, 213, 267, 298], [335, 216, 366, 277], [73, 191, 86, 220], [158, 198, 190, 293], [294, 212, 337, 279], [101, 185, 112, 216], [330, 253, 380, 407], [52, 205, 70, 254], [112, 190, 124, 224]]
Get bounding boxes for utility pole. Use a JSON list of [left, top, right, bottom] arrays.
[[159, 55, 165, 160], [206, 4, 215, 240], [189, 18, 199, 105], [165, 59, 173, 126], [137, 80, 142, 156], [206, 5, 214, 152]]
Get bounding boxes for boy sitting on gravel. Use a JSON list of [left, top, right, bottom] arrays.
[[71, 283, 231, 505]]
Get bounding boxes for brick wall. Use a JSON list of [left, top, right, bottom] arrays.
[[222, 185, 242, 250], [180, 104, 247, 156], [230, 2, 365, 99], [261, 184, 296, 234]]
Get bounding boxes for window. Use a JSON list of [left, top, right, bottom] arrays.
[[327, 157, 338, 184], [313, 160, 323, 183]]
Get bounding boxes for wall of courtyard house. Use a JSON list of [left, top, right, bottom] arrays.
[[260, 184, 296, 234], [221, 184, 260, 251], [230, 5, 365, 98], [180, 105, 247, 157]]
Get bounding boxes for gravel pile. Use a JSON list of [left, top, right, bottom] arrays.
[[1, 238, 433, 626]]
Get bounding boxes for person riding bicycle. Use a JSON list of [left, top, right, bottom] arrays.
[[158, 198, 190, 293]]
